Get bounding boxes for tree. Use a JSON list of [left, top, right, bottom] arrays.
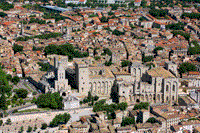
[[15, 88, 28, 99], [0, 94, 7, 110], [31, 97, 37, 104], [13, 44, 23, 54], [33, 124, 37, 131], [0, 12, 7, 17], [94, 95, 99, 101], [147, 117, 157, 123], [178, 62, 197, 74], [118, 102, 128, 111], [49, 113, 71, 127], [121, 117, 135, 126], [94, 56, 101, 60], [0, 119, 3, 126], [153, 47, 164, 54], [41, 123, 47, 130], [6, 118, 11, 125], [105, 61, 112, 66], [141, 0, 147, 8], [36, 92, 63, 109], [27, 126, 32, 132], [19, 98, 24, 105], [6, 74, 12, 81], [11, 76, 20, 85], [142, 56, 154, 63], [121, 60, 132, 67], [133, 102, 149, 110], [19, 126, 24, 133]]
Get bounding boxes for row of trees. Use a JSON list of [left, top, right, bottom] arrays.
[[149, 9, 168, 18], [93, 99, 128, 112], [133, 102, 149, 110], [36, 92, 63, 109], [181, 13, 200, 20], [166, 22, 186, 31], [171, 30, 190, 41], [0, 2, 14, 11], [16, 32, 63, 42], [44, 43, 89, 60]]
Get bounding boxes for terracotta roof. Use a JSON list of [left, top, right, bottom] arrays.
[[147, 67, 175, 78]]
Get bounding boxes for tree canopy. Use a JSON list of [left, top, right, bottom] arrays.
[[44, 43, 89, 60], [121, 60, 132, 67], [178, 62, 197, 74], [147, 117, 157, 123], [133, 102, 149, 110], [188, 41, 200, 55], [166, 22, 186, 30], [181, 13, 200, 20], [0, 2, 14, 11], [13, 44, 23, 54], [49, 113, 71, 127], [121, 117, 135, 127], [36, 92, 63, 109], [0, 12, 7, 18], [149, 9, 168, 18], [15, 88, 28, 99]]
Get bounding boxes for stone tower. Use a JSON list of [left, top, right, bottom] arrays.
[[54, 56, 71, 95], [165, 61, 178, 76], [75, 61, 89, 95]]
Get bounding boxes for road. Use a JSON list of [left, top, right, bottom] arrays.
[[2, 107, 94, 125]]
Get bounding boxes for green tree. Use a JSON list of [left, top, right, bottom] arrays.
[[118, 102, 128, 111], [33, 124, 37, 131], [41, 123, 47, 130], [11, 76, 20, 85], [121, 117, 135, 126], [133, 102, 149, 110], [94, 56, 101, 60], [36, 92, 63, 109], [31, 97, 37, 104], [19, 126, 24, 133], [6, 74, 12, 81], [0, 119, 2, 126], [13, 44, 23, 54], [142, 56, 154, 63], [0, 94, 7, 110], [19, 98, 24, 105], [105, 61, 112, 66], [0, 12, 7, 17], [178, 62, 197, 74], [121, 60, 132, 67], [6, 118, 11, 125], [147, 117, 157, 123], [27, 126, 32, 132], [49, 113, 71, 127], [15, 88, 28, 99]]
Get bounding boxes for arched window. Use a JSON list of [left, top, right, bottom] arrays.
[[166, 96, 169, 101], [173, 85, 175, 91], [166, 85, 169, 92], [172, 96, 175, 101]]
